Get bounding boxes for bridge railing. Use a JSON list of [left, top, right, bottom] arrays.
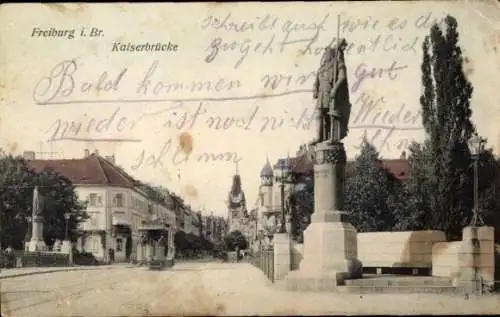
[[251, 247, 274, 283]]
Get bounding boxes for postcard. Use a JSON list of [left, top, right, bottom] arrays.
[[0, 2, 499, 316]]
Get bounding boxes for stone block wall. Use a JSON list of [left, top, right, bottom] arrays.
[[431, 241, 461, 279], [273, 234, 291, 281], [290, 242, 303, 270], [458, 226, 495, 290], [357, 230, 446, 268], [284, 228, 496, 289]]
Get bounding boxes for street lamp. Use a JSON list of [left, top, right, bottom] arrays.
[[468, 133, 486, 227], [278, 158, 291, 234], [258, 229, 264, 251], [64, 212, 71, 241]]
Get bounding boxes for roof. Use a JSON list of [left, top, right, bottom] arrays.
[[381, 159, 410, 181], [289, 155, 313, 175], [275, 155, 410, 181], [260, 159, 273, 177], [27, 154, 138, 187]]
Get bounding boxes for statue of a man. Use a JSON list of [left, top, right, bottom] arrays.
[[328, 39, 351, 142], [311, 39, 352, 145], [311, 47, 335, 145]]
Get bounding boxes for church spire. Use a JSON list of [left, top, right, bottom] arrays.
[[235, 160, 239, 175]]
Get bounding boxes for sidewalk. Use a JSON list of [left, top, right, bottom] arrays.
[[0, 263, 132, 280]]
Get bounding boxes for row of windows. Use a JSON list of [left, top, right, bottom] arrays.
[[86, 192, 152, 213], [88, 193, 103, 206], [87, 193, 125, 207]]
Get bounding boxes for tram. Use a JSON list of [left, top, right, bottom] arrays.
[[136, 223, 175, 270]]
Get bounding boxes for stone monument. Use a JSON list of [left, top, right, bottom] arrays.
[[285, 39, 363, 291], [28, 186, 48, 252]]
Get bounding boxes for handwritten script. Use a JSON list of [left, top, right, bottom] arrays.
[[32, 11, 443, 170]]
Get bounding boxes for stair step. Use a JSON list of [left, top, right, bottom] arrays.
[[341, 285, 461, 294], [345, 275, 454, 287]]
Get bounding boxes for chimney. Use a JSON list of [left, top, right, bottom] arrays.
[[23, 151, 35, 160], [84, 149, 90, 157], [400, 151, 407, 160], [94, 149, 99, 156]]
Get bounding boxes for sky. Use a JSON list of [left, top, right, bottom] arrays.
[[0, 2, 499, 216]]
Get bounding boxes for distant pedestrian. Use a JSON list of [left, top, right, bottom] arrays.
[[108, 248, 115, 264], [4, 246, 14, 268]]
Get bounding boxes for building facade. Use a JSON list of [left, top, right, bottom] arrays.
[[26, 150, 177, 263], [226, 171, 260, 250], [201, 213, 228, 242], [227, 173, 248, 233]]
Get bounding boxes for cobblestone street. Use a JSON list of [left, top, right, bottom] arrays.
[[1, 262, 499, 316]]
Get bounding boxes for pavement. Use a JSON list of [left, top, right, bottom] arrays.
[[1, 262, 499, 316], [0, 263, 134, 280]]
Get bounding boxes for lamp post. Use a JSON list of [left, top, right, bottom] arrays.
[[258, 229, 263, 251], [278, 158, 290, 234], [64, 212, 71, 241], [468, 133, 486, 227]]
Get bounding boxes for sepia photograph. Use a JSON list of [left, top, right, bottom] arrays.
[[0, 2, 500, 316]]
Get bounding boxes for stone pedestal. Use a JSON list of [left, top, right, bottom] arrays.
[[285, 142, 362, 291], [457, 226, 495, 294], [28, 216, 47, 252], [273, 233, 291, 281]]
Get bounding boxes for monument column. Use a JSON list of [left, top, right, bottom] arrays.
[[285, 141, 362, 290], [28, 215, 47, 251], [285, 38, 362, 291], [28, 187, 47, 252]]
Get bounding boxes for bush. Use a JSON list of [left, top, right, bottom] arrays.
[[223, 230, 248, 251], [73, 250, 99, 266]]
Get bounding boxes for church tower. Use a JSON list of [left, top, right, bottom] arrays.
[[227, 163, 248, 233], [259, 158, 273, 212]]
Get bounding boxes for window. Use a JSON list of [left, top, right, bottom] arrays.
[[88, 193, 97, 206], [97, 195, 103, 205], [116, 193, 124, 208], [148, 204, 153, 214], [274, 192, 281, 208], [90, 213, 98, 227]]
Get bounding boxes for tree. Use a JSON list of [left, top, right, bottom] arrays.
[[223, 230, 248, 251], [36, 168, 88, 245], [0, 154, 87, 249], [0, 154, 37, 249], [474, 148, 500, 243], [396, 141, 433, 231], [344, 139, 402, 232], [290, 175, 314, 242], [174, 230, 190, 254], [412, 15, 475, 240]]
